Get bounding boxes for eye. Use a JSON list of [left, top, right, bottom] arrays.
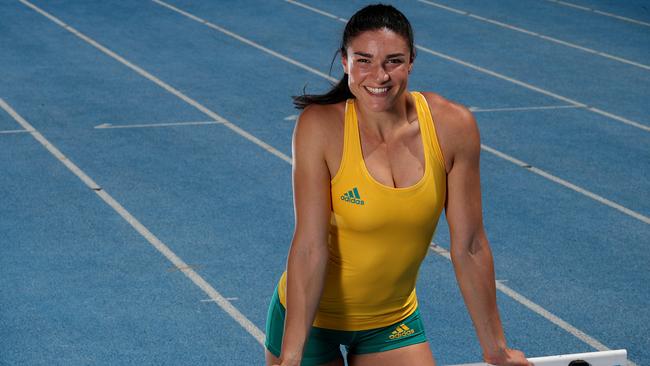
[[356, 58, 370, 64], [387, 58, 404, 64]]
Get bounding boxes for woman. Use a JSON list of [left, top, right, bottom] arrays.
[[265, 4, 532, 366]]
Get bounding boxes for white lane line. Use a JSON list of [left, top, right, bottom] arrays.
[[481, 144, 650, 225], [202, 297, 239, 302], [414, 47, 650, 132], [429, 243, 638, 366], [17, 0, 282, 344], [94, 120, 223, 129], [1, 97, 267, 346], [544, 0, 650, 28], [18, 0, 291, 168], [469, 104, 581, 113], [156, 0, 648, 225], [417, 0, 650, 71], [0, 129, 32, 134], [152, 0, 337, 83], [0, 98, 266, 346], [167, 264, 203, 272], [285, 0, 348, 22], [284, 0, 650, 133]]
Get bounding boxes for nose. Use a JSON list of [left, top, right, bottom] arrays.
[[374, 64, 390, 83]]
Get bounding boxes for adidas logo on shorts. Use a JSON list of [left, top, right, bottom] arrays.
[[389, 324, 415, 339]]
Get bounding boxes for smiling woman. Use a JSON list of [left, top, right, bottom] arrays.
[[292, 4, 415, 110], [266, 4, 533, 366]]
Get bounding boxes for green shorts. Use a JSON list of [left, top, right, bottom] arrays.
[[264, 288, 428, 365]]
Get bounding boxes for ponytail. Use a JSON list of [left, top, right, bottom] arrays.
[[292, 74, 354, 110]]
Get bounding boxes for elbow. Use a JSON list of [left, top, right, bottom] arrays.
[[450, 231, 490, 263], [288, 234, 329, 266]]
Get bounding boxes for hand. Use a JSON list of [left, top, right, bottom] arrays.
[[486, 348, 533, 366], [272, 362, 300, 366], [272, 355, 302, 366]]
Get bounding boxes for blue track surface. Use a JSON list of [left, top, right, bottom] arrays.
[[1, 1, 648, 365]]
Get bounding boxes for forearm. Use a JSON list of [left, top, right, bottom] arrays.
[[280, 238, 329, 362], [451, 235, 507, 363]]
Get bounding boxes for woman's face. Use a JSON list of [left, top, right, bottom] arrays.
[[342, 28, 412, 113]]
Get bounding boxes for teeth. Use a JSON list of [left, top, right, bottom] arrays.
[[366, 86, 388, 94]]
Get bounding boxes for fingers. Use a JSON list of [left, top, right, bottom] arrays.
[[508, 348, 532, 366]]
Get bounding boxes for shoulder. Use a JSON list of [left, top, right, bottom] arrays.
[[295, 102, 345, 133], [292, 102, 346, 158], [419, 92, 480, 168], [419, 92, 477, 136]]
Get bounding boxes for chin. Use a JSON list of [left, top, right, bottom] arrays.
[[360, 93, 397, 112]]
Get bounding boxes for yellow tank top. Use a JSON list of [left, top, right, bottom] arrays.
[[278, 92, 447, 331]]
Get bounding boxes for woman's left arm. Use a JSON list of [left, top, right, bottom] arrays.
[[443, 105, 531, 366]]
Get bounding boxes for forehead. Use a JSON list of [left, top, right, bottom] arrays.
[[347, 28, 410, 55]]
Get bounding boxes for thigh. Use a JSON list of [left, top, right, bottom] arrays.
[[348, 342, 436, 366], [266, 350, 345, 366], [266, 350, 346, 366], [264, 288, 344, 366], [346, 308, 434, 365]]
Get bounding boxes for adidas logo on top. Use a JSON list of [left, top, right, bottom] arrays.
[[341, 187, 364, 205], [389, 324, 415, 339]]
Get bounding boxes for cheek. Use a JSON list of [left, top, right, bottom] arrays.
[[388, 64, 409, 76], [350, 65, 369, 76], [347, 68, 367, 85]]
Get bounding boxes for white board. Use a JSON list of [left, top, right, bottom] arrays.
[[449, 349, 627, 366]]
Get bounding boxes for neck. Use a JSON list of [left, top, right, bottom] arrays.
[[355, 91, 417, 141]]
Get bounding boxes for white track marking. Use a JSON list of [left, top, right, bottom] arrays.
[[18, 0, 291, 167], [413, 45, 650, 132], [16, 0, 283, 344], [152, 0, 337, 83], [284, 0, 348, 22], [545, 0, 650, 28], [155, 0, 649, 225], [94, 120, 223, 129], [0, 129, 32, 134], [202, 297, 239, 302], [469, 104, 581, 113], [417, 0, 650, 71], [0, 98, 266, 345], [429, 243, 638, 366], [284, 0, 650, 132], [481, 144, 650, 225]]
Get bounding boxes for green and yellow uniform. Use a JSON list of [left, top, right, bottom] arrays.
[[266, 92, 447, 364]]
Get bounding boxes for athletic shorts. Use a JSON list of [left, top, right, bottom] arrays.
[[264, 287, 428, 365]]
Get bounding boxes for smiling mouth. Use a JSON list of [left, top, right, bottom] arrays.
[[364, 86, 390, 95]]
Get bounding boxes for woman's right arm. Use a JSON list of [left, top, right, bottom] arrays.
[[278, 107, 333, 366]]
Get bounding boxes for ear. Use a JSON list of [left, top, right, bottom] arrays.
[[341, 52, 349, 74]]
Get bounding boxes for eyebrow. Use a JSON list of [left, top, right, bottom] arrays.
[[353, 52, 406, 58]]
